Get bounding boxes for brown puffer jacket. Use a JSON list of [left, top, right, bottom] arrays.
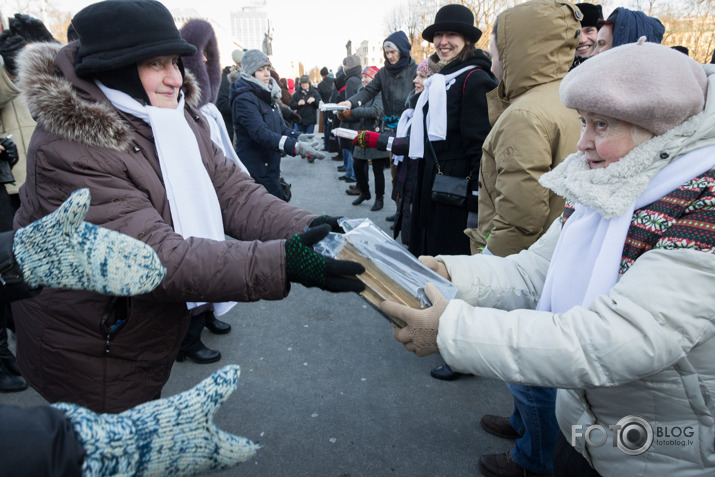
[[11, 42, 316, 413]]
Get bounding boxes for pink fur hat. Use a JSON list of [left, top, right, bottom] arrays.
[[560, 39, 708, 135]]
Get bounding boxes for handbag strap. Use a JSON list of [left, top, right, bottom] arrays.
[[424, 115, 470, 180]]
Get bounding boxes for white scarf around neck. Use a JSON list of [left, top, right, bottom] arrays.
[[240, 72, 282, 101], [537, 143, 715, 314], [392, 107, 414, 165], [408, 65, 474, 158], [200, 102, 248, 174], [97, 81, 236, 316]]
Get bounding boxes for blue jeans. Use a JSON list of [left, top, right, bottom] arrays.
[[342, 147, 355, 180], [506, 383, 559, 474], [293, 123, 314, 134]]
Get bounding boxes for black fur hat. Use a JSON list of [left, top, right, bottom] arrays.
[[73, 0, 196, 78]]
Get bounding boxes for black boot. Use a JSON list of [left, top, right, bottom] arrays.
[[204, 312, 231, 335], [352, 193, 371, 206], [0, 313, 26, 391], [370, 197, 384, 211], [176, 342, 221, 364], [0, 360, 27, 392], [177, 313, 222, 364]]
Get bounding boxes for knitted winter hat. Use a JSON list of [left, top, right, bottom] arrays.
[[575, 3, 603, 28], [343, 54, 361, 69], [416, 58, 437, 77], [361, 66, 378, 79], [560, 39, 707, 135], [180, 19, 221, 106], [73, 0, 196, 77], [299, 74, 310, 84], [241, 49, 271, 77], [231, 49, 244, 65]]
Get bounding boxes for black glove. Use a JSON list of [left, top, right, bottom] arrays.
[[0, 31, 26, 77], [9, 14, 57, 43], [310, 215, 343, 233], [285, 224, 365, 293], [0, 137, 18, 167]]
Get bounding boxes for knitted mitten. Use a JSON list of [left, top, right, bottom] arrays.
[[294, 142, 324, 160], [353, 131, 379, 149], [285, 224, 365, 292], [52, 365, 258, 477], [12, 189, 165, 296]]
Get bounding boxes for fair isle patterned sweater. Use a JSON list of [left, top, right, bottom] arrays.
[[562, 167, 715, 274]]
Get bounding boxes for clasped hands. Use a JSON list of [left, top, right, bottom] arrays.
[[379, 256, 451, 357]]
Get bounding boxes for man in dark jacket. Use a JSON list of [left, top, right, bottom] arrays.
[[317, 67, 334, 150], [290, 75, 320, 134]]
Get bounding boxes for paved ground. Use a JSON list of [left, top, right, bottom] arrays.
[[1, 136, 514, 476]]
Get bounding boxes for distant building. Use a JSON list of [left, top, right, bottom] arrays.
[[356, 40, 385, 69], [231, 0, 270, 51]]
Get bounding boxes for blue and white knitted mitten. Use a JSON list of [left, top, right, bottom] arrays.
[[12, 189, 165, 296], [53, 365, 258, 476]]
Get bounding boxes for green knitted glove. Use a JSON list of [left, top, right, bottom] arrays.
[[52, 365, 258, 477], [285, 224, 365, 292], [13, 189, 165, 296]]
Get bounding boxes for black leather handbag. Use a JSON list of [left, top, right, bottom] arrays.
[[431, 173, 469, 207], [428, 141, 469, 207]]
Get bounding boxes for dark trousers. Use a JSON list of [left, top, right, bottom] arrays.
[[0, 189, 17, 357], [553, 431, 602, 477], [180, 310, 208, 353], [354, 158, 388, 198]]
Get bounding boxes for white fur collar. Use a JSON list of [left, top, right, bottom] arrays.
[[540, 112, 704, 218]]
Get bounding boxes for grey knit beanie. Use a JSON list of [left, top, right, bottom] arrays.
[[231, 49, 244, 65], [241, 49, 270, 77], [560, 39, 707, 135], [343, 54, 361, 69]]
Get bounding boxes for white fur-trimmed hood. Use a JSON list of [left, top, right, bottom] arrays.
[[16, 42, 201, 153]]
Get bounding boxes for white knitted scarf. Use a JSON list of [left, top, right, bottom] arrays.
[[392, 107, 414, 165], [199, 102, 248, 174], [536, 141, 715, 314], [97, 82, 236, 315], [408, 66, 474, 158]]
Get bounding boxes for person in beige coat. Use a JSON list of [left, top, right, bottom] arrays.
[[468, 0, 581, 257]]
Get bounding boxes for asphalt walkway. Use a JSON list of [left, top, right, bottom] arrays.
[[2, 136, 514, 476]]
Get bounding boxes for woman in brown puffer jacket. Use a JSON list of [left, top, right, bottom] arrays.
[[11, 0, 363, 413]]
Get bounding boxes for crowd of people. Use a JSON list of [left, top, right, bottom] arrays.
[[0, 0, 714, 476]]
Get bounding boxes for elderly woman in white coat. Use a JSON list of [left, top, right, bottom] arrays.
[[382, 40, 715, 477]]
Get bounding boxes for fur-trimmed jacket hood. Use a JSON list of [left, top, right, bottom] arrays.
[[17, 41, 202, 153], [12, 40, 316, 413], [180, 19, 221, 107]]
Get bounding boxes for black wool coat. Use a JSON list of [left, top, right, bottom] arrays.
[[408, 50, 498, 257]]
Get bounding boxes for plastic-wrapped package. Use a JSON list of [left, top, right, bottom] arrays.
[[315, 218, 458, 328], [331, 127, 358, 140], [319, 102, 350, 112]]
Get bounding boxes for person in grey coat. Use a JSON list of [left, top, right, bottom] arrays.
[[338, 66, 388, 211]]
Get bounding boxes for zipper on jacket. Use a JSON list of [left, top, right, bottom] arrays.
[[99, 297, 129, 354]]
